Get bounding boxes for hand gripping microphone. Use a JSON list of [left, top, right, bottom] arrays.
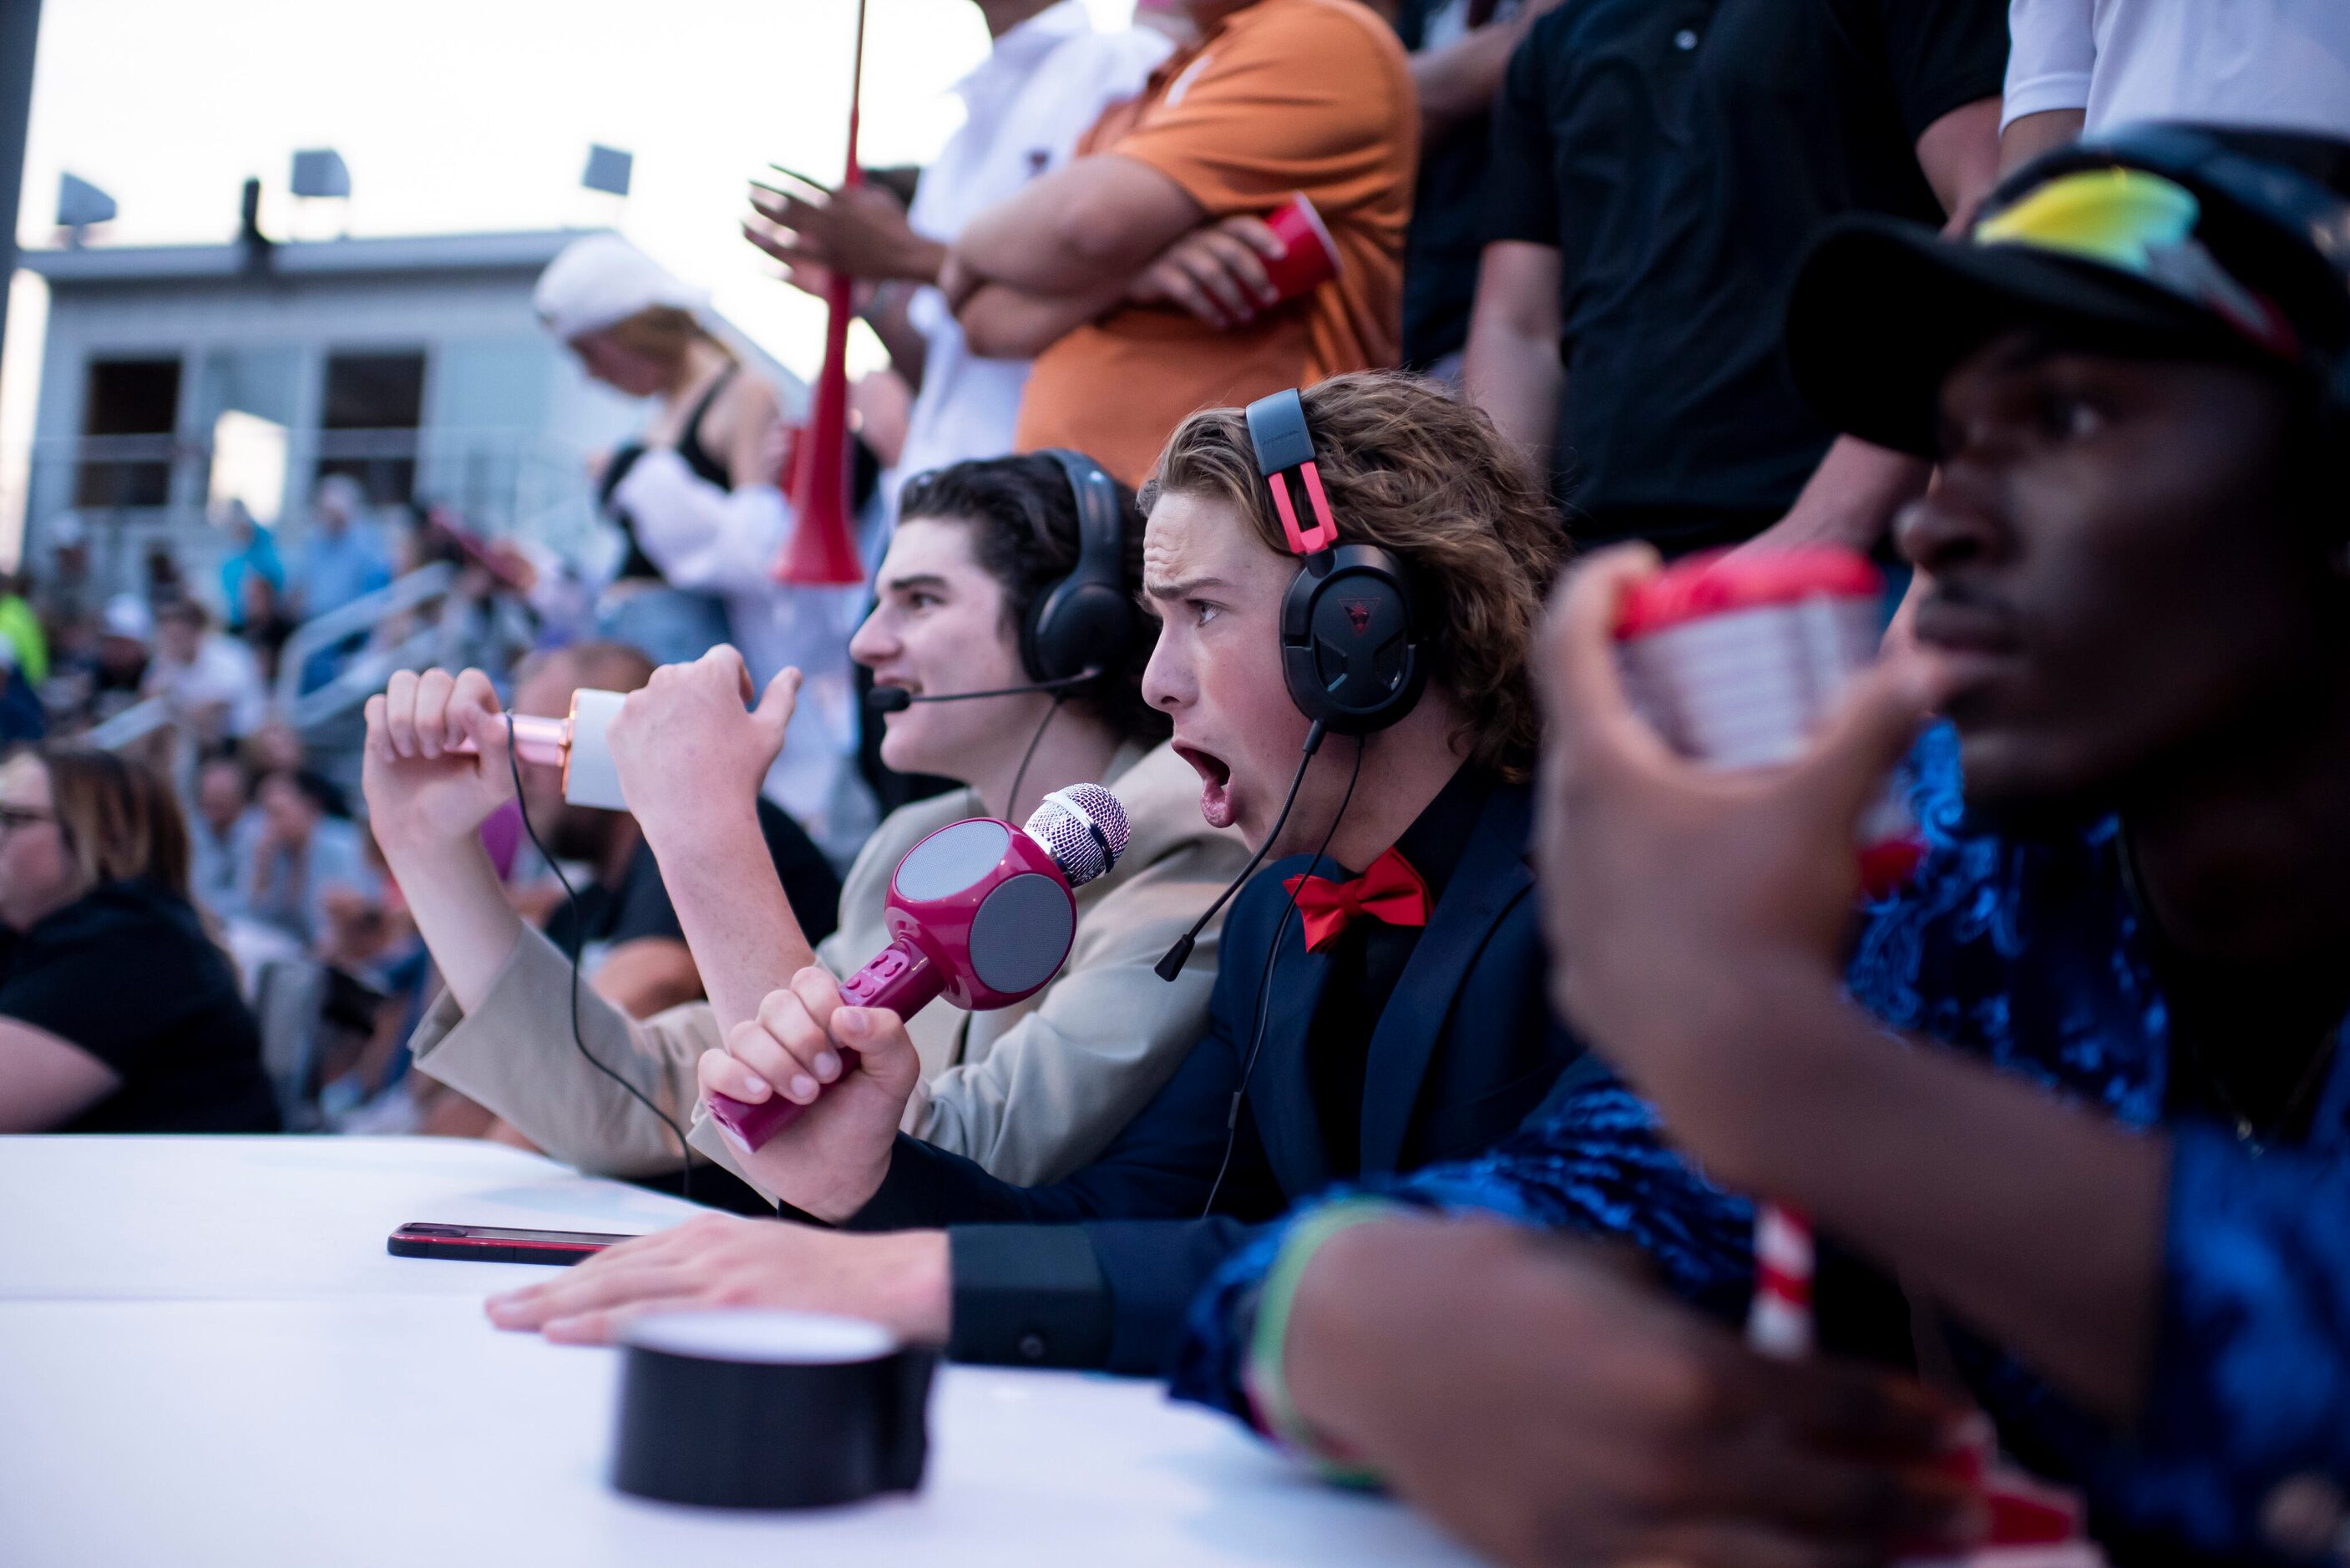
[[706, 782, 1132, 1152], [451, 689, 628, 811]]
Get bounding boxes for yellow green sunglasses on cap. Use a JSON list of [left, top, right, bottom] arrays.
[[1973, 168, 2297, 357]]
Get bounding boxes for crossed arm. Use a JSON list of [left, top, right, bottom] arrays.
[[945, 155, 1208, 359]]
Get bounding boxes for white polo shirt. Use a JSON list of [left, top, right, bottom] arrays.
[[892, 2, 1171, 498], [2003, 0, 2350, 139]]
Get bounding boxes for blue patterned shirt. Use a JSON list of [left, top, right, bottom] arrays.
[[1170, 725, 2350, 1561]]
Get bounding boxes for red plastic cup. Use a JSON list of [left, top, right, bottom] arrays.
[[1612, 547, 1922, 894], [1261, 193, 1342, 306]]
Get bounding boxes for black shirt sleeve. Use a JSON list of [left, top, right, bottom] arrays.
[[604, 842, 689, 947], [1480, 22, 1562, 248], [1876, 0, 2008, 143], [755, 798, 842, 948], [0, 881, 277, 1134], [0, 908, 180, 1072], [595, 800, 842, 953], [946, 1226, 1114, 1368]]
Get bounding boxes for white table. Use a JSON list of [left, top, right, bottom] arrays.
[[0, 1137, 1475, 1568], [0, 1136, 702, 1301]]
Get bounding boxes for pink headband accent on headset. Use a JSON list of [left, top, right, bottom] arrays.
[[1269, 463, 1340, 556]]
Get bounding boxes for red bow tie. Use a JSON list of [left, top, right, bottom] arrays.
[[1283, 847, 1431, 953]]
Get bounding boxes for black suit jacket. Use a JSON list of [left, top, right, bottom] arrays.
[[840, 779, 1581, 1373]]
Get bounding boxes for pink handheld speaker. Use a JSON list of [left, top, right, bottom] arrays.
[[707, 784, 1131, 1152]]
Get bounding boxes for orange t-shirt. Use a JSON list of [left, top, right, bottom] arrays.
[[1012, 0, 1416, 486]]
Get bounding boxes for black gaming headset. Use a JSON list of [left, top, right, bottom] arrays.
[[1244, 388, 1426, 733], [1021, 448, 1137, 690]]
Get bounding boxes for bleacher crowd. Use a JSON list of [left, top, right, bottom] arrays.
[[4, 0, 2349, 1560]]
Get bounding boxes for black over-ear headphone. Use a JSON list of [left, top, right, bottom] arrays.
[[1021, 448, 1137, 690], [1245, 389, 1426, 733]]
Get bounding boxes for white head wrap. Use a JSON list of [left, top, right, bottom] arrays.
[[534, 234, 708, 343]]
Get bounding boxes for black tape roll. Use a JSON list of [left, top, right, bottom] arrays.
[[612, 1310, 937, 1510]]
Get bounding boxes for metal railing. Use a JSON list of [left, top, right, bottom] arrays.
[[272, 561, 458, 731], [9, 425, 595, 600], [80, 563, 460, 759], [79, 692, 175, 751]]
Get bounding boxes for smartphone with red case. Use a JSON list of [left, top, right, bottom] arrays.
[[387, 1221, 631, 1266]]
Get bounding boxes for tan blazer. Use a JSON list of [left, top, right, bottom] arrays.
[[407, 740, 1247, 1191]]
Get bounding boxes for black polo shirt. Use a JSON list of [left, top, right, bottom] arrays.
[[1393, 0, 1530, 370], [1483, 0, 2007, 551]]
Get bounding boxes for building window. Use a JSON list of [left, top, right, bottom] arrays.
[[74, 357, 181, 508], [316, 350, 427, 506]]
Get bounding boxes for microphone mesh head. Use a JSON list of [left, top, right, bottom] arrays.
[[1023, 784, 1130, 889]]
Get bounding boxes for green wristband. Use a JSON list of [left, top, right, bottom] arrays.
[[1242, 1198, 1401, 1486]]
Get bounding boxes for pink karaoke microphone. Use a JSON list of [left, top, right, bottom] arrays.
[[706, 784, 1132, 1152], [1613, 548, 1922, 1359]]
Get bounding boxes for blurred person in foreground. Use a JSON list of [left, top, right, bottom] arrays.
[[1465, 0, 2006, 556], [937, 0, 1419, 485], [535, 235, 872, 852], [744, 0, 1170, 519], [1178, 127, 2350, 1566], [0, 745, 276, 1132], [371, 456, 1243, 1189]]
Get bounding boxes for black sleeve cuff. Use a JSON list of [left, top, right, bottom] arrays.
[[838, 1135, 955, 1232], [772, 1193, 836, 1228], [945, 1225, 1113, 1369]]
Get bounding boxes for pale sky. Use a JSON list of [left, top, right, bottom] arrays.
[[0, 0, 1136, 546]]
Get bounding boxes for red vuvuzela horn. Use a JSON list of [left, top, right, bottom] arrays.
[[769, 0, 871, 589]]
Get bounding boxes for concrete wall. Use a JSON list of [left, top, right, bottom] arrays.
[[21, 263, 645, 599]]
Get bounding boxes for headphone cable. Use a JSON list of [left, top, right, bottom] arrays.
[[504, 736, 695, 1204], [1156, 718, 1328, 982], [1199, 734, 1361, 1219], [1002, 693, 1066, 825]]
